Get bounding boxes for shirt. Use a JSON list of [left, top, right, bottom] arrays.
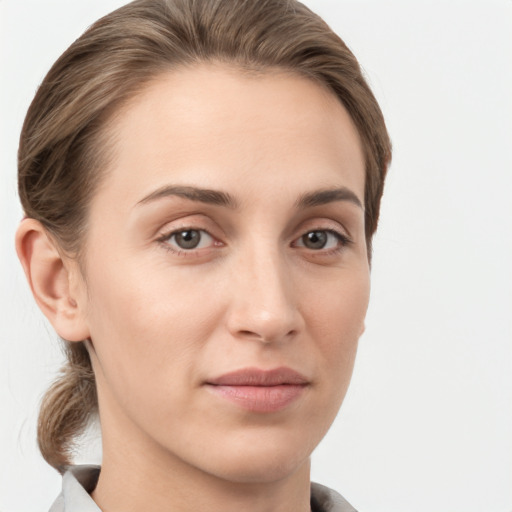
[[48, 465, 357, 512]]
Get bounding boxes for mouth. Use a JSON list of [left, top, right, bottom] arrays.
[[204, 367, 309, 413]]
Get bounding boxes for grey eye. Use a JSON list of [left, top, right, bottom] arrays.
[[172, 230, 203, 249], [301, 231, 328, 249], [159, 228, 217, 253]]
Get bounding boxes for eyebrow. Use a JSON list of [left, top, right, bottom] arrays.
[[136, 184, 363, 211], [296, 187, 363, 210], [136, 185, 238, 209]]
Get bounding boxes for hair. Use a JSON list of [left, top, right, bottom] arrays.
[[18, 0, 391, 473]]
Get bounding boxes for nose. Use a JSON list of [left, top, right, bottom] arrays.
[[226, 245, 304, 344]]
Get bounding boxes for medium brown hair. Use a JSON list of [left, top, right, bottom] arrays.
[[18, 0, 391, 473]]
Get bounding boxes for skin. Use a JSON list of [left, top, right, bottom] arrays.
[[17, 64, 369, 512]]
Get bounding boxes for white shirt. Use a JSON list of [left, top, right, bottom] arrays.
[[48, 465, 357, 512]]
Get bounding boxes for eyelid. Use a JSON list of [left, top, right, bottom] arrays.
[[154, 213, 221, 240], [294, 215, 352, 239]]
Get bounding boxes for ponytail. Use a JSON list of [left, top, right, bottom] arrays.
[[37, 342, 97, 473]]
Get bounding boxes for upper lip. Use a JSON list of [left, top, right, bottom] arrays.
[[205, 367, 309, 386]]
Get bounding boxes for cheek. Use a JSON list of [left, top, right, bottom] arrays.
[[304, 268, 370, 389], [305, 266, 370, 340], [82, 255, 220, 402]]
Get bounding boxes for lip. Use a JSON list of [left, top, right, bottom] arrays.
[[204, 367, 309, 413]]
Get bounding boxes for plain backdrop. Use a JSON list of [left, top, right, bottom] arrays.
[[1, 1, 511, 511]]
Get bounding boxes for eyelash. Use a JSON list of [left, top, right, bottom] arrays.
[[156, 227, 352, 257], [293, 229, 352, 256], [156, 228, 220, 256]]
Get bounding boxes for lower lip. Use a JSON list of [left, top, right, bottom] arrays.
[[205, 384, 307, 413]]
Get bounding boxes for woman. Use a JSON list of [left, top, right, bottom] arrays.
[[15, 0, 391, 511]]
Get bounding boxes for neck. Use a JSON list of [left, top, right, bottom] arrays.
[[92, 436, 312, 512]]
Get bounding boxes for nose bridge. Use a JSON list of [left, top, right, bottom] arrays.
[[228, 235, 300, 342]]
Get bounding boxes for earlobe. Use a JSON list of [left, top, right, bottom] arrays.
[[15, 218, 90, 342]]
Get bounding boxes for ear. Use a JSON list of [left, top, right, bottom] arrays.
[[15, 218, 90, 342]]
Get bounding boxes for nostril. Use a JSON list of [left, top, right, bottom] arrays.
[[237, 328, 297, 343], [239, 330, 259, 338]]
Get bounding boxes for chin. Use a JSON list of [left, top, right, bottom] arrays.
[[211, 452, 310, 485], [187, 428, 316, 484]]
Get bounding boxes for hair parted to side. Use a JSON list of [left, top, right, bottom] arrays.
[[18, 0, 391, 473]]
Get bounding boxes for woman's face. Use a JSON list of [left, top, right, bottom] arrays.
[[74, 64, 369, 483]]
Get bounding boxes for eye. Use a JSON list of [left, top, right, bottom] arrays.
[[294, 229, 348, 251], [161, 229, 215, 251]]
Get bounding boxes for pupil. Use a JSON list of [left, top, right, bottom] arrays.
[[304, 231, 327, 249], [176, 230, 200, 249]]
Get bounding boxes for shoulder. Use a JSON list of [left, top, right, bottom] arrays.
[[311, 482, 358, 512]]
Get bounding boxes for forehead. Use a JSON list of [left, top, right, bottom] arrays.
[[95, 63, 365, 209]]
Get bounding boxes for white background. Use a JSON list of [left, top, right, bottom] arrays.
[[1, 1, 511, 511]]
